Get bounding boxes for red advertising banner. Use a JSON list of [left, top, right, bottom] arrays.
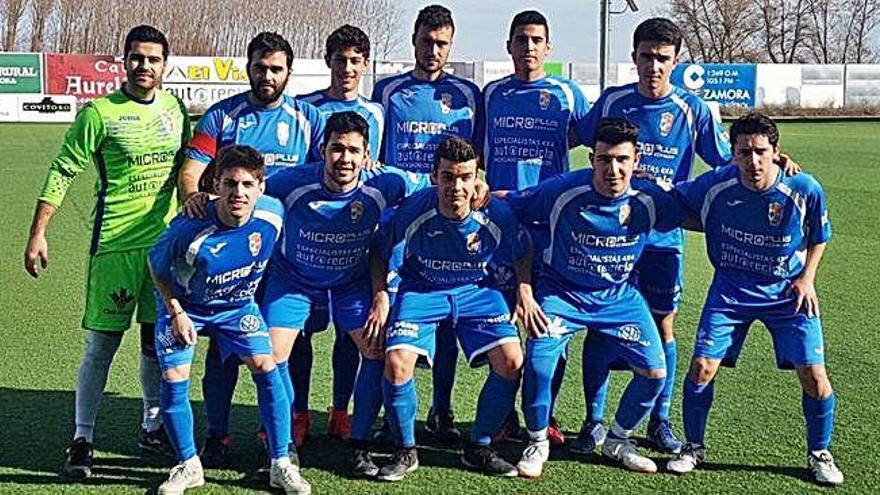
[[44, 54, 125, 105]]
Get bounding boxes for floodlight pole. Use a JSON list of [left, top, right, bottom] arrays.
[[599, 0, 610, 91], [599, 0, 639, 91]]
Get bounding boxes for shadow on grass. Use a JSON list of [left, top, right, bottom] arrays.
[[0, 387, 477, 490]]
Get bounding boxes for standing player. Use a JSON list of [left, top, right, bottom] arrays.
[[482, 9, 591, 444], [504, 118, 691, 477], [665, 114, 843, 486], [259, 112, 431, 478], [571, 17, 731, 455], [148, 145, 310, 495], [294, 24, 385, 442], [371, 4, 483, 442], [23, 25, 190, 478], [375, 137, 539, 481], [176, 32, 326, 462]]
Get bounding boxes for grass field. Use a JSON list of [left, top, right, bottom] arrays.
[[1, 121, 879, 494]]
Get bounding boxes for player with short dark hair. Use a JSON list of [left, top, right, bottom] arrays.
[[149, 145, 310, 494], [483, 9, 591, 447], [666, 113, 843, 486], [295, 25, 386, 441], [374, 136, 540, 481], [259, 112, 433, 479], [571, 16, 732, 455], [505, 117, 692, 477], [370, 3, 483, 444], [24, 24, 190, 479]]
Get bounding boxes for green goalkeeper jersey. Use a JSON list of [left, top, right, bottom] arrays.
[[38, 88, 191, 254]]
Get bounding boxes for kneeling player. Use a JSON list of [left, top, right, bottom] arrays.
[[666, 113, 843, 486], [503, 118, 690, 477], [148, 146, 310, 494], [375, 137, 541, 481]]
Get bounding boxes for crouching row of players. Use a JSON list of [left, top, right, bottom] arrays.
[[147, 112, 842, 494]]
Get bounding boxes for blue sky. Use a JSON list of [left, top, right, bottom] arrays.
[[390, 0, 666, 62]]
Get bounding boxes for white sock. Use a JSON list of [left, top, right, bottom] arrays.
[[609, 421, 633, 439], [74, 331, 122, 442], [528, 428, 548, 443], [139, 351, 162, 432], [272, 456, 292, 469]]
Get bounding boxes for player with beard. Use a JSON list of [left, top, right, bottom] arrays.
[[176, 32, 325, 467]]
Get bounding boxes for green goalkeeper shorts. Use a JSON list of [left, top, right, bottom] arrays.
[[82, 247, 157, 332]]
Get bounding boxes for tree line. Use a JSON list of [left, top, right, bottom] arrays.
[[668, 0, 880, 63], [0, 0, 404, 59]]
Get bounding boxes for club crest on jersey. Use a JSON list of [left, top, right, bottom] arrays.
[[768, 202, 784, 227], [248, 232, 262, 256], [618, 204, 632, 226], [440, 92, 453, 114], [539, 90, 552, 110], [659, 112, 675, 137], [239, 314, 261, 333], [277, 121, 290, 146], [159, 110, 174, 137], [350, 200, 364, 223], [466, 232, 481, 254]]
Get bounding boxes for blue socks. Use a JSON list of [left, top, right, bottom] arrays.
[[652, 340, 677, 422], [332, 331, 360, 411], [682, 378, 715, 446], [351, 359, 384, 441], [253, 368, 291, 459], [275, 361, 293, 405], [803, 392, 836, 451], [613, 373, 664, 432], [523, 337, 567, 433], [582, 336, 615, 424], [382, 377, 417, 447], [202, 341, 239, 438], [471, 371, 519, 445], [431, 320, 458, 413], [160, 379, 196, 462], [549, 356, 567, 413], [290, 336, 312, 414]]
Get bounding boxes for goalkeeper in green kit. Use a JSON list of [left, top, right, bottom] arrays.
[[23, 25, 191, 479]]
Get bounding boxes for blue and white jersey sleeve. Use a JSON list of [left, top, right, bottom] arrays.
[[503, 171, 582, 225], [806, 181, 831, 245], [298, 90, 384, 158], [692, 96, 733, 169], [637, 180, 692, 232], [361, 164, 432, 206], [149, 215, 188, 283], [297, 98, 327, 163]]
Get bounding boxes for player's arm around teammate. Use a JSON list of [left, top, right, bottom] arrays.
[[666, 114, 842, 486], [148, 146, 310, 494]]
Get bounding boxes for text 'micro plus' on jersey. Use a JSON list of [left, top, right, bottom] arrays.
[[380, 189, 530, 291], [371, 71, 483, 174], [576, 83, 732, 252], [266, 163, 429, 289], [505, 169, 688, 292], [482, 74, 590, 191], [186, 92, 325, 178], [675, 165, 831, 305], [149, 196, 283, 311], [298, 90, 385, 160]]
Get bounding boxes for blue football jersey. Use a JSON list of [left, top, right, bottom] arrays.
[[505, 169, 688, 292], [187, 93, 325, 178], [381, 189, 530, 291], [482, 74, 590, 191], [265, 163, 429, 289], [675, 165, 831, 305], [576, 83, 732, 252], [371, 71, 483, 174], [298, 90, 385, 159], [149, 196, 284, 310]]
